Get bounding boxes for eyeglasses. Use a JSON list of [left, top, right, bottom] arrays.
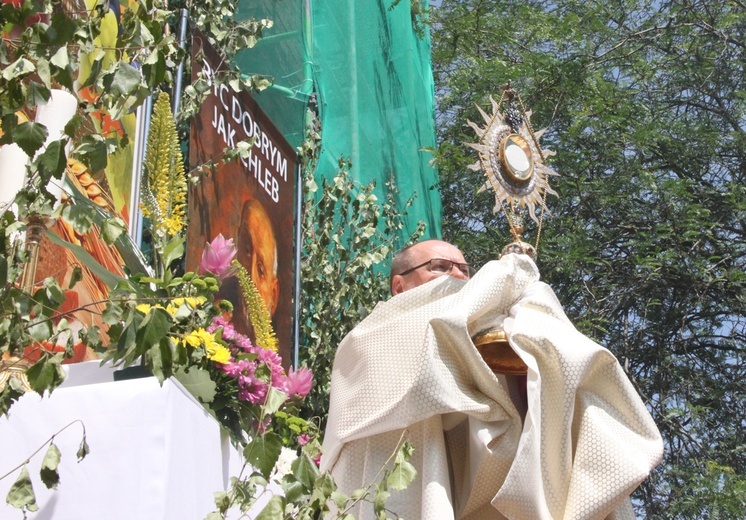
[[398, 258, 476, 279]]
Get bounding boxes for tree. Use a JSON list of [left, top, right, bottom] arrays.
[[431, 0, 746, 515]]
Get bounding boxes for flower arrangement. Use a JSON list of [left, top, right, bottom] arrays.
[[0, 0, 417, 513]]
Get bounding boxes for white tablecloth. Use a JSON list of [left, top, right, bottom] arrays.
[[0, 361, 243, 520]]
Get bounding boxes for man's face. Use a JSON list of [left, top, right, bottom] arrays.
[[391, 240, 469, 295], [239, 201, 279, 316]]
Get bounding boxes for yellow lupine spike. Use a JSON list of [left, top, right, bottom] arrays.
[[141, 91, 187, 239], [233, 260, 278, 352]]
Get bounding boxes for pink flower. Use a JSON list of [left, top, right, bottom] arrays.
[[283, 367, 313, 398], [297, 433, 310, 446], [199, 234, 237, 279], [312, 451, 322, 467]]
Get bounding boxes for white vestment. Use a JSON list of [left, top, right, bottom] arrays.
[[321, 255, 663, 519]]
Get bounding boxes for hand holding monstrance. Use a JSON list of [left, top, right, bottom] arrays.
[[466, 86, 559, 374]]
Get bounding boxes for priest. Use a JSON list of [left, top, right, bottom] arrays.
[[321, 239, 663, 519]]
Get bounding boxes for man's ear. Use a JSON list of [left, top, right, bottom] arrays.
[[391, 275, 404, 296]]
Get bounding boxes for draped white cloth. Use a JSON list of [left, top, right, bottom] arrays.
[[321, 254, 663, 519]]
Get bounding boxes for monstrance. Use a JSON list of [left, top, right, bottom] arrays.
[[466, 85, 559, 374]]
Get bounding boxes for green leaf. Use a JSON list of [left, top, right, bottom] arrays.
[[162, 236, 185, 270], [254, 495, 285, 520], [291, 452, 319, 490], [100, 216, 127, 245], [73, 137, 108, 173], [244, 432, 283, 479], [50, 46, 69, 69], [372, 485, 390, 516], [110, 62, 142, 98], [6, 466, 38, 512], [25, 354, 66, 395], [2, 57, 35, 80], [77, 435, 90, 461], [386, 460, 416, 491], [43, 277, 65, 306], [174, 367, 217, 403], [331, 490, 349, 510], [37, 140, 68, 183], [28, 318, 53, 343], [263, 386, 288, 416], [212, 490, 230, 511], [147, 337, 174, 383], [40, 442, 61, 489], [68, 266, 82, 289], [135, 307, 172, 352], [27, 82, 51, 107], [13, 122, 49, 157]]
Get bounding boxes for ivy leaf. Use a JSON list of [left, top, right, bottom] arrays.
[[73, 137, 108, 173], [36, 58, 51, 88], [27, 81, 51, 107], [37, 140, 68, 183], [6, 466, 38, 512], [2, 57, 35, 80], [40, 442, 61, 489], [50, 46, 69, 69], [244, 432, 283, 479], [13, 122, 49, 157], [254, 495, 285, 520], [174, 367, 217, 403]]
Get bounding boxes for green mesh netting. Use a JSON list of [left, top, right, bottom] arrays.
[[235, 0, 442, 243]]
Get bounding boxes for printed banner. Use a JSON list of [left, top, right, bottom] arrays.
[[186, 32, 297, 366]]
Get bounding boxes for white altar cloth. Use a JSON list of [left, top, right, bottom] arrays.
[[0, 362, 243, 520]]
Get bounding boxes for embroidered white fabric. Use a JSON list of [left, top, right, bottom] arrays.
[[321, 254, 663, 519]]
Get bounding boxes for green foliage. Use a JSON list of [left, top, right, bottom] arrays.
[[432, 0, 746, 515], [2, 420, 88, 516], [297, 110, 425, 425]]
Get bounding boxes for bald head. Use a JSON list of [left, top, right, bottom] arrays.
[[390, 239, 470, 295]]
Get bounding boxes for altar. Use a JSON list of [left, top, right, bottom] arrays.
[[0, 361, 244, 519]]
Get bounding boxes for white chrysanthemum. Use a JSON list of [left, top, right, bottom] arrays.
[[270, 447, 298, 481]]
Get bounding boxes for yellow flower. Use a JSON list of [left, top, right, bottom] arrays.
[[234, 261, 277, 351], [172, 297, 205, 309], [184, 328, 216, 348], [140, 92, 187, 240], [136, 303, 165, 314], [206, 344, 232, 364]]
